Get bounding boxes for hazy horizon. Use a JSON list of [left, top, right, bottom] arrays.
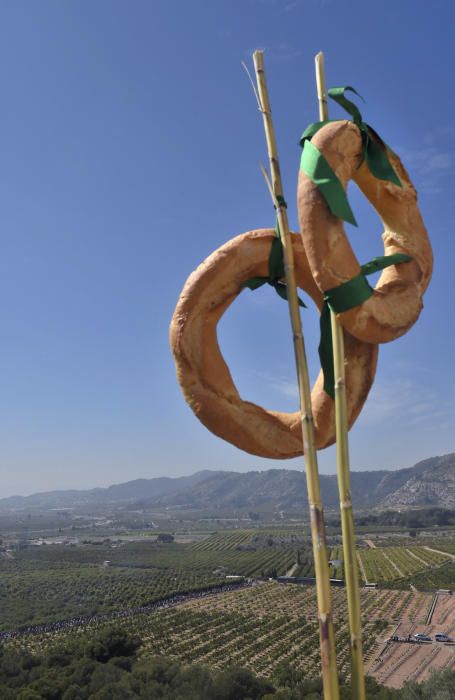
[[2, 449, 452, 500]]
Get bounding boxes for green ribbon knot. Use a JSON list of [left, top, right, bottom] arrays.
[[328, 87, 401, 187], [319, 253, 412, 398], [242, 201, 306, 308], [274, 195, 288, 210], [299, 85, 401, 227]]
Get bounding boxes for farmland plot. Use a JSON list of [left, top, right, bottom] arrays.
[[369, 592, 455, 688], [357, 547, 450, 583], [0, 538, 305, 629], [7, 582, 434, 685]]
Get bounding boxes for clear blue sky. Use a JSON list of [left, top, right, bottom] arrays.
[[0, 0, 453, 497]]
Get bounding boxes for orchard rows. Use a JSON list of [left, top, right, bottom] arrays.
[[7, 582, 434, 681], [357, 547, 450, 583], [191, 530, 309, 552], [2, 534, 452, 631], [0, 566, 221, 629]]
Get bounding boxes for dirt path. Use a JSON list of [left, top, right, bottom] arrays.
[[369, 593, 455, 688], [406, 549, 432, 567], [424, 546, 455, 560], [285, 562, 298, 577], [356, 551, 368, 584]]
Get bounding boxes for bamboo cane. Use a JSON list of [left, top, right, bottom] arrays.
[[314, 51, 366, 700], [252, 50, 339, 700]]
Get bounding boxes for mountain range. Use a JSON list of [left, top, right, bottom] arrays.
[[2, 453, 455, 512]]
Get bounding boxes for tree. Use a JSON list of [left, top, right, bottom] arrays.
[[157, 533, 174, 543], [87, 629, 140, 663], [214, 667, 274, 699], [400, 668, 455, 699], [61, 685, 85, 700], [16, 691, 42, 700]]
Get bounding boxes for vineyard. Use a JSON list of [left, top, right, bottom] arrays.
[[191, 530, 309, 551], [191, 534, 452, 584], [328, 546, 345, 579], [400, 540, 455, 557], [356, 546, 450, 583], [7, 583, 433, 682], [382, 562, 455, 592]]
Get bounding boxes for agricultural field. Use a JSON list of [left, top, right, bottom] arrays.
[[190, 533, 455, 585], [0, 564, 223, 630], [191, 529, 310, 550], [383, 563, 455, 592], [328, 545, 345, 579], [403, 539, 455, 558], [0, 534, 306, 630], [3, 528, 455, 632], [356, 546, 451, 584], [369, 592, 455, 688], [363, 535, 455, 551], [6, 582, 434, 684], [190, 529, 317, 578], [2, 523, 455, 690]]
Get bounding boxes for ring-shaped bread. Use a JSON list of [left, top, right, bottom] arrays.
[[170, 229, 378, 459], [298, 121, 433, 344]]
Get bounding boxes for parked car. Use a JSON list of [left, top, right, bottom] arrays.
[[435, 633, 453, 642], [414, 633, 432, 642]]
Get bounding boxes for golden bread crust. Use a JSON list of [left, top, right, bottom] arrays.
[[170, 229, 378, 458], [297, 121, 433, 343]]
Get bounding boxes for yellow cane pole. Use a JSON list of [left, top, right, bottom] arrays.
[[253, 50, 339, 700], [315, 51, 366, 700]]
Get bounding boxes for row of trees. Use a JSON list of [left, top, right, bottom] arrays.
[[342, 507, 455, 529]]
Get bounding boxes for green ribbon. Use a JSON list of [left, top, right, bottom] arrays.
[[300, 140, 357, 226], [327, 86, 364, 125], [328, 87, 401, 187], [242, 198, 306, 308], [319, 253, 412, 398], [299, 86, 401, 226]]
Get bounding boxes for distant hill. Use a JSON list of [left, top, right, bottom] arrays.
[[0, 471, 221, 510], [380, 454, 455, 508], [1, 454, 455, 512]]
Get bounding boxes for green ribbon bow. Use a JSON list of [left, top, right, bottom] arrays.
[[299, 86, 401, 226], [319, 253, 412, 398], [329, 86, 401, 187], [243, 198, 306, 308]]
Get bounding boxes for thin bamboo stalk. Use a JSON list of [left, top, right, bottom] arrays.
[[315, 51, 366, 700], [253, 50, 339, 700]]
